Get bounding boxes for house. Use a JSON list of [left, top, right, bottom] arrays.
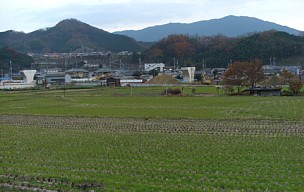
[[262, 65, 281, 75], [0, 76, 10, 82], [144, 63, 165, 72], [42, 68, 62, 73], [65, 68, 89, 78], [141, 75, 153, 82], [120, 78, 143, 86], [212, 68, 226, 76], [95, 68, 114, 77], [44, 72, 71, 86], [245, 87, 282, 96], [107, 77, 120, 87], [281, 66, 301, 75]]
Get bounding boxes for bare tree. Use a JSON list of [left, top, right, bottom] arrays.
[[280, 69, 294, 84], [243, 59, 264, 89], [223, 61, 246, 93], [288, 77, 303, 96], [223, 59, 264, 93]]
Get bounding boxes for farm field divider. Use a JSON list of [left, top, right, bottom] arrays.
[[1, 114, 304, 135]]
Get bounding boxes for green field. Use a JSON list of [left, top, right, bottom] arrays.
[[1, 87, 304, 191], [0, 87, 304, 120]]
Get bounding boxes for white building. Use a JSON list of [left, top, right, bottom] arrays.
[[0, 70, 37, 90], [144, 63, 165, 72], [181, 67, 196, 83]]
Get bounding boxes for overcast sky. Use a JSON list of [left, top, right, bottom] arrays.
[[0, 0, 303, 33]]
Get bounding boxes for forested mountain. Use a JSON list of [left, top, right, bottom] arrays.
[[115, 15, 303, 42], [0, 47, 34, 73], [1, 18, 303, 70], [143, 31, 304, 68], [0, 19, 144, 53]]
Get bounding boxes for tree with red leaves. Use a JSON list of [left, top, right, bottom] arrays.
[[224, 59, 264, 93]]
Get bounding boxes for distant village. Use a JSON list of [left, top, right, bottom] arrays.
[[1, 51, 303, 96]]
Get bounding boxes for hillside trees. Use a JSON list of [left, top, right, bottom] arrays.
[[0, 47, 34, 73], [197, 35, 235, 67], [143, 31, 304, 69], [0, 19, 144, 53], [144, 35, 198, 65]]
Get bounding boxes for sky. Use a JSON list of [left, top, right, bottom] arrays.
[[0, 0, 303, 33]]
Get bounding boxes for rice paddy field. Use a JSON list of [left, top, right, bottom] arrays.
[[1, 87, 304, 191]]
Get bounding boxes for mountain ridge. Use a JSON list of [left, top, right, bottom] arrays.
[[0, 19, 144, 53], [114, 15, 303, 42]]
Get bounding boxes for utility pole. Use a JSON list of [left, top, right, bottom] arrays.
[[173, 58, 176, 71], [109, 55, 112, 69], [138, 58, 142, 71], [297, 62, 301, 80], [120, 59, 123, 69], [9, 61, 12, 80], [64, 59, 67, 71], [202, 58, 207, 70]]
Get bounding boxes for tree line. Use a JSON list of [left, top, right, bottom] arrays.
[[143, 31, 304, 69], [223, 59, 303, 96]]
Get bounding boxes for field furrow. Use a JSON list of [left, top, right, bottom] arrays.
[[1, 114, 304, 191]]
